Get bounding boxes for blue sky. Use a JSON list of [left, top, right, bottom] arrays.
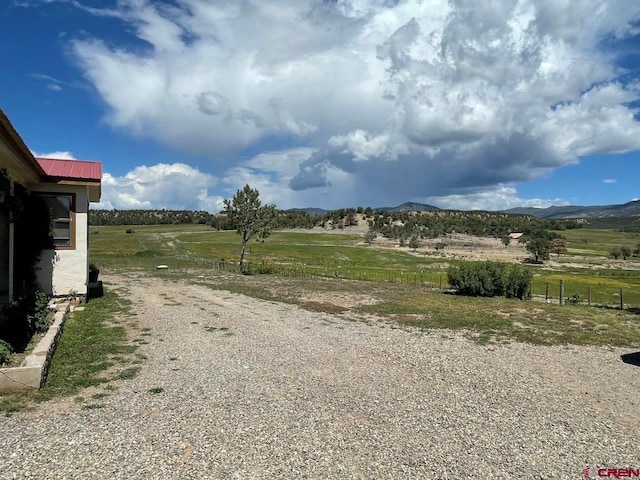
[[1, 0, 640, 212]]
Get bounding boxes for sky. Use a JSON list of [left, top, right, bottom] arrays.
[[1, 0, 640, 213]]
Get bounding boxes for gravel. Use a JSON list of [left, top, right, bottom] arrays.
[[1, 273, 639, 479]]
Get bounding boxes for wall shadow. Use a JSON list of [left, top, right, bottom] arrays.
[[37, 250, 56, 296], [621, 352, 640, 367]]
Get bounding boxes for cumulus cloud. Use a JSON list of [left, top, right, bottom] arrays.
[[32, 150, 77, 160], [425, 185, 569, 211], [64, 0, 640, 209], [96, 163, 223, 212]]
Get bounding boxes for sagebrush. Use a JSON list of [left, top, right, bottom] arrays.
[[447, 261, 532, 300]]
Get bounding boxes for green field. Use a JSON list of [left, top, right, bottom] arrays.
[[90, 225, 640, 306], [90, 225, 452, 283], [558, 228, 640, 257], [88, 224, 640, 346]]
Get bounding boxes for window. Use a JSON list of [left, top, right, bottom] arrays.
[[40, 194, 75, 249]]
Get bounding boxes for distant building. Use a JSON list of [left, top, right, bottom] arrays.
[[508, 232, 524, 241]]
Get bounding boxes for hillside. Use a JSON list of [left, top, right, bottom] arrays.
[[374, 201, 440, 212], [90, 199, 640, 228], [288, 202, 440, 216], [503, 199, 640, 219]]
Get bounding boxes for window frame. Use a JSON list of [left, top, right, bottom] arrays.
[[38, 192, 76, 250]]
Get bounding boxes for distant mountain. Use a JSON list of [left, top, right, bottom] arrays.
[[285, 207, 329, 216], [375, 202, 441, 212], [502, 199, 640, 219], [288, 200, 640, 219], [285, 202, 440, 216]]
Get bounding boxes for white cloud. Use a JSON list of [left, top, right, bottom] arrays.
[[603, 178, 617, 184], [96, 163, 223, 212], [328, 129, 395, 161], [32, 150, 77, 160], [426, 185, 569, 211], [64, 0, 640, 209]]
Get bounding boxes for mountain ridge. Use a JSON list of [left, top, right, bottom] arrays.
[[501, 199, 640, 219], [288, 200, 640, 219]]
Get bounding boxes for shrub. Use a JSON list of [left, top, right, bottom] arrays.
[[0, 339, 13, 366], [447, 262, 532, 300], [250, 260, 278, 274], [28, 290, 51, 334], [610, 247, 622, 260], [0, 289, 51, 352], [0, 303, 32, 351], [566, 293, 582, 305]]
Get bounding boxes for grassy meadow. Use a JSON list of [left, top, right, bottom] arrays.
[[88, 224, 640, 347], [90, 226, 452, 282]]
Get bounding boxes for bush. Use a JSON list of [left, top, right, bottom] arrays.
[[0, 303, 32, 351], [447, 262, 532, 300], [28, 290, 51, 334], [250, 260, 278, 274], [610, 247, 623, 259], [0, 339, 13, 366], [0, 290, 51, 352], [566, 293, 582, 305]]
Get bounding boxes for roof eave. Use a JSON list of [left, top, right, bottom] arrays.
[[0, 109, 46, 185], [44, 178, 102, 202]]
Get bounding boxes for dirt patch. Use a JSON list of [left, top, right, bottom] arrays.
[[297, 292, 379, 309]]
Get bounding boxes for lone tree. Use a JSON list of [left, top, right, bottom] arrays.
[[223, 184, 277, 273], [550, 238, 567, 258], [409, 235, 420, 251], [526, 236, 551, 263], [364, 229, 377, 245]]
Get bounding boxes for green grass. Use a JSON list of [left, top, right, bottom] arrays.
[[88, 223, 640, 347], [90, 225, 451, 283], [559, 229, 640, 257], [90, 224, 640, 310], [531, 271, 640, 307], [0, 285, 141, 414], [191, 273, 640, 347], [357, 286, 640, 346], [39, 287, 139, 398]]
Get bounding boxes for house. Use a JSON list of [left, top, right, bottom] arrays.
[[0, 108, 102, 302]]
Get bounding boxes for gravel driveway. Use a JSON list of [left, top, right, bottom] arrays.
[[1, 273, 639, 479]]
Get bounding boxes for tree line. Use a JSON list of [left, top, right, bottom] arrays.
[[90, 209, 216, 226], [90, 206, 575, 243]]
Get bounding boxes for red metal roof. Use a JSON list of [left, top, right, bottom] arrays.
[[35, 158, 102, 182]]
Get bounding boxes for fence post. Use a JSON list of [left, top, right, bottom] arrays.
[[439, 274, 443, 290], [545, 282, 549, 302], [620, 288, 624, 310], [559, 280, 564, 305]]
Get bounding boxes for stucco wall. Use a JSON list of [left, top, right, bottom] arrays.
[[32, 184, 89, 296]]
